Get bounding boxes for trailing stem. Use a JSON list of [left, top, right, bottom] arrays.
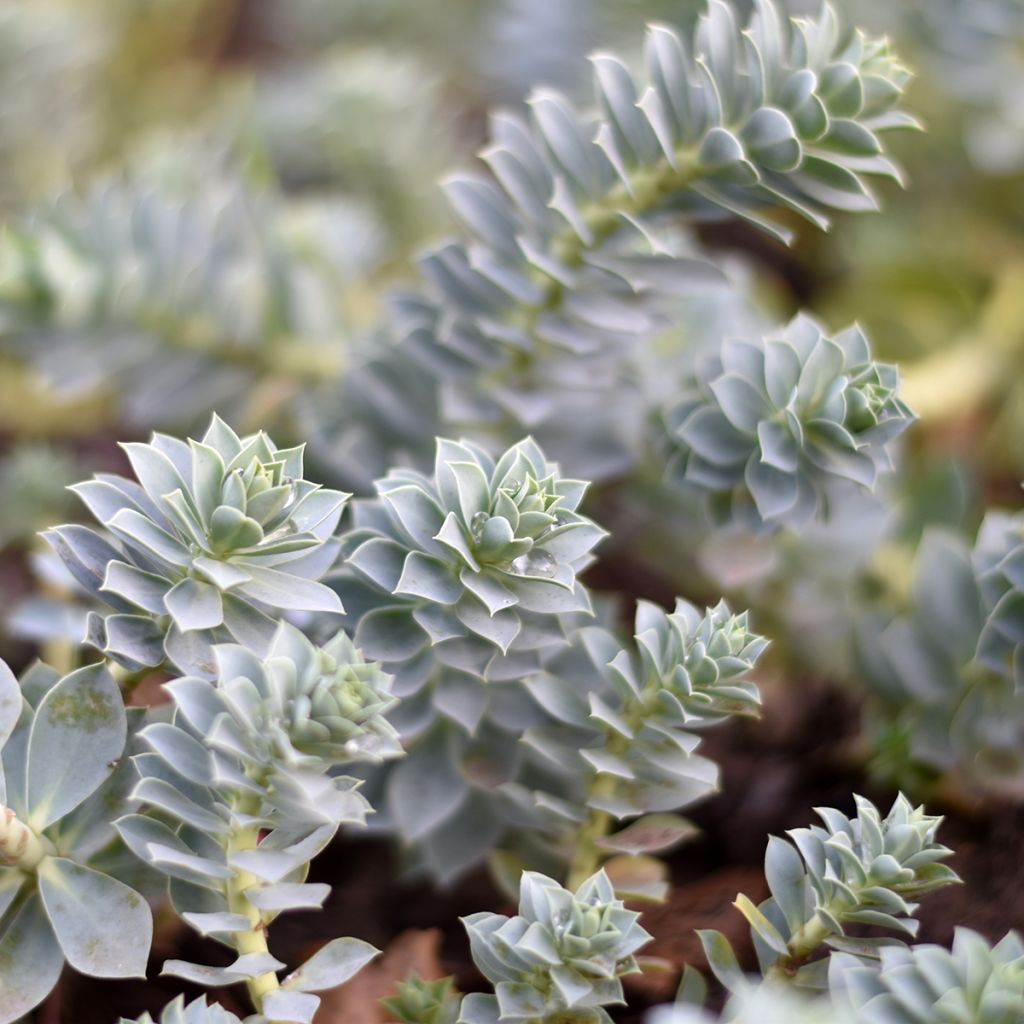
[[518, 154, 703, 358], [565, 710, 643, 891], [225, 791, 281, 1015]]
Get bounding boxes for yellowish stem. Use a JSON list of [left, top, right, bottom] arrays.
[[765, 912, 833, 983], [565, 705, 648, 890], [225, 796, 282, 1016], [901, 261, 1024, 422], [566, 779, 616, 891]]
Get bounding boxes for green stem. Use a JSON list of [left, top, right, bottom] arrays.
[[765, 912, 833, 982], [566, 778, 616, 891], [520, 152, 703, 351], [137, 309, 345, 385], [565, 692, 653, 890], [225, 793, 282, 1016]]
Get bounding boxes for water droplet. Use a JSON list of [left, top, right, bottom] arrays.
[[504, 479, 521, 493], [511, 549, 557, 578], [470, 511, 489, 541]]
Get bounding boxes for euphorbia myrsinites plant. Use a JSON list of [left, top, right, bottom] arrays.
[[1, 2, 1019, 1023]]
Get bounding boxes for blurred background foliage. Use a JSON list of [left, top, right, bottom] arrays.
[[0, 0, 1022, 801]]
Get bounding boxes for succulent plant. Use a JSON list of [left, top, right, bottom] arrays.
[[0, 658, 151, 1024], [700, 795, 960, 994], [857, 526, 1024, 793], [340, 436, 603, 677], [121, 996, 248, 1024], [514, 598, 766, 889], [649, 927, 1024, 1023], [45, 414, 348, 677], [974, 506, 1024, 691], [831, 927, 1024, 1024], [115, 623, 389, 1021], [163, 620, 400, 822], [613, 598, 767, 725], [663, 316, 914, 531], [401, 0, 917, 461], [382, 974, 463, 1024], [0, 3, 985, 1024], [460, 869, 651, 1024], [0, 177, 353, 429], [333, 436, 605, 878], [648, 985, 855, 1024]]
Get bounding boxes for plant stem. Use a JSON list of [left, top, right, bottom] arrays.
[[565, 705, 646, 890], [765, 912, 833, 982], [225, 794, 282, 1015], [566, 796, 614, 891], [521, 152, 703, 351]]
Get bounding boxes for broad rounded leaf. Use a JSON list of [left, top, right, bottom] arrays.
[[26, 663, 126, 829], [0, 893, 64, 1024], [38, 857, 152, 978]]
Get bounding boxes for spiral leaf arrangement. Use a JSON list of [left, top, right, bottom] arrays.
[[459, 869, 651, 1024], [518, 598, 766, 889], [400, 0, 915, 451], [699, 795, 960, 994], [45, 415, 347, 677], [335, 436, 606, 878], [114, 624, 394, 1022], [663, 316, 914, 530]]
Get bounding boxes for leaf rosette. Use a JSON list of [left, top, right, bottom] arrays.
[[178, 621, 401, 781], [122, 996, 249, 1024], [340, 436, 605, 687], [831, 927, 1024, 1024], [123, 622, 398, 839], [460, 869, 651, 1024], [382, 974, 462, 1024], [46, 415, 348, 676], [664, 316, 913, 530], [617, 598, 767, 724], [519, 598, 766, 843], [700, 795, 961, 996]]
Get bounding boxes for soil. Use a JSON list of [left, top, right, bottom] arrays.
[[49, 678, 1024, 1024]]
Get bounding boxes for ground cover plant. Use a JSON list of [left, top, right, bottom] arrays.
[[0, 0, 1022, 1022]]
